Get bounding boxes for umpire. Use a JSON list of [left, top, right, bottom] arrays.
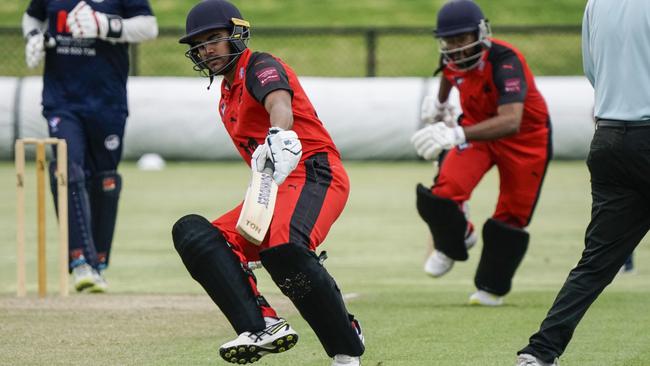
[[516, 0, 650, 365]]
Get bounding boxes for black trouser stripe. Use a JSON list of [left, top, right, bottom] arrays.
[[525, 118, 553, 226], [289, 153, 333, 246]]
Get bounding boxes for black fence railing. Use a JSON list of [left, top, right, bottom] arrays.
[[0, 25, 582, 77]]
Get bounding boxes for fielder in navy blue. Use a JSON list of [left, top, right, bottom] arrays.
[[22, 0, 158, 292]]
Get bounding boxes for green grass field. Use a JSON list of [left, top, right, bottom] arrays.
[[1, 161, 648, 365]]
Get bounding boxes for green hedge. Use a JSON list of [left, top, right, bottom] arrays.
[[0, 26, 581, 77]]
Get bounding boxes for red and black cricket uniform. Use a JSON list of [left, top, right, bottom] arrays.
[[434, 38, 552, 228], [213, 48, 349, 264]]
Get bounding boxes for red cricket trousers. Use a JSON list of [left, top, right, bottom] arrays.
[[432, 128, 551, 228], [212, 152, 349, 317]]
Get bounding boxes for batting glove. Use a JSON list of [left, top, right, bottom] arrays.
[[266, 127, 302, 185], [251, 143, 271, 173], [411, 122, 465, 160], [25, 30, 45, 69], [421, 95, 456, 127], [67, 1, 123, 40]]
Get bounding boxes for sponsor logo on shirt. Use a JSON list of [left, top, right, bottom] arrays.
[[255, 67, 280, 86], [104, 134, 120, 150], [504, 78, 521, 93]]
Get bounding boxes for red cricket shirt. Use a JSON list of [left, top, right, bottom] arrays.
[[443, 38, 549, 134], [218, 49, 341, 163]]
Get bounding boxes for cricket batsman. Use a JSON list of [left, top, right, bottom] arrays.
[[172, 1, 364, 364], [22, 0, 158, 292], [412, 0, 552, 306]]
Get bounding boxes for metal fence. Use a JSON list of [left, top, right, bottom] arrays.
[[0, 25, 582, 77]]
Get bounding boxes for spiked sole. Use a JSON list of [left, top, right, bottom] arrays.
[[74, 279, 95, 292], [88, 284, 107, 293], [219, 333, 298, 364]]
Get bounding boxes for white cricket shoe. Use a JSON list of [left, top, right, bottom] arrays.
[[331, 319, 364, 366], [424, 250, 454, 277], [332, 354, 360, 366], [516, 353, 559, 366], [468, 289, 504, 306], [72, 263, 96, 292], [89, 271, 108, 293], [219, 317, 298, 364], [423, 223, 477, 278], [464, 225, 478, 250]]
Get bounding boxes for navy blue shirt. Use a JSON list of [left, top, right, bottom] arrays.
[[26, 0, 154, 113]]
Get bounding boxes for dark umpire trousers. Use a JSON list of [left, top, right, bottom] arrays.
[[519, 120, 650, 363]]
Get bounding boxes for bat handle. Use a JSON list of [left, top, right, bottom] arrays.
[[262, 159, 275, 175]]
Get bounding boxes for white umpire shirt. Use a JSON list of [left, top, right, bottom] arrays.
[[582, 0, 650, 122]]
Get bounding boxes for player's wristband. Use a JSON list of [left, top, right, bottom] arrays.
[[453, 125, 466, 144], [25, 28, 40, 40], [268, 126, 283, 135], [105, 14, 123, 39]]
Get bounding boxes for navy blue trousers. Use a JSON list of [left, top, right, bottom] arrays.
[[45, 108, 126, 270]]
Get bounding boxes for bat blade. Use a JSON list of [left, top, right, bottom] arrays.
[[236, 167, 278, 245]]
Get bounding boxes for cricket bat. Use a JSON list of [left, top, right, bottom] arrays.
[[236, 160, 278, 245]]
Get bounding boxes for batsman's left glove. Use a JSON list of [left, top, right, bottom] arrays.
[[67, 1, 123, 40], [24, 30, 45, 69], [251, 143, 270, 172], [265, 127, 302, 185], [420, 95, 456, 127], [411, 122, 465, 160]]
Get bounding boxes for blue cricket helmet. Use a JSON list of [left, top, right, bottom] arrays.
[[179, 0, 248, 45], [434, 0, 492, 72], [180, 0, 251, 79], [435, 0, 486, 38]]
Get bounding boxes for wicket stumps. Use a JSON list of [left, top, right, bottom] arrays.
[[15, 138, 69, 298]]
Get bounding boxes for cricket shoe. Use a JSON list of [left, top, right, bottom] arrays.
[[219, 317, 298, 364], [468, 289, 503, 307], [88, 271, 108, 293], [515, 353, 559, 366], [331, 319, 364, 366], [423, 250, 454, 277], [72, 263, 96, 292], [424, 223, 477, 277], [332, 355, 360, 366]]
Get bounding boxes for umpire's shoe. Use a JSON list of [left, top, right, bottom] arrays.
[[515, 353, 559, 366], [219, 317, 298, 364]]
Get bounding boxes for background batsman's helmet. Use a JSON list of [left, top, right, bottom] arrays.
[[434, 0, 491, 72], [180, 0, 251, 77]]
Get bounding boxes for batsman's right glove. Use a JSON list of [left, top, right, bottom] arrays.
[[411, 122, 465, 160]]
